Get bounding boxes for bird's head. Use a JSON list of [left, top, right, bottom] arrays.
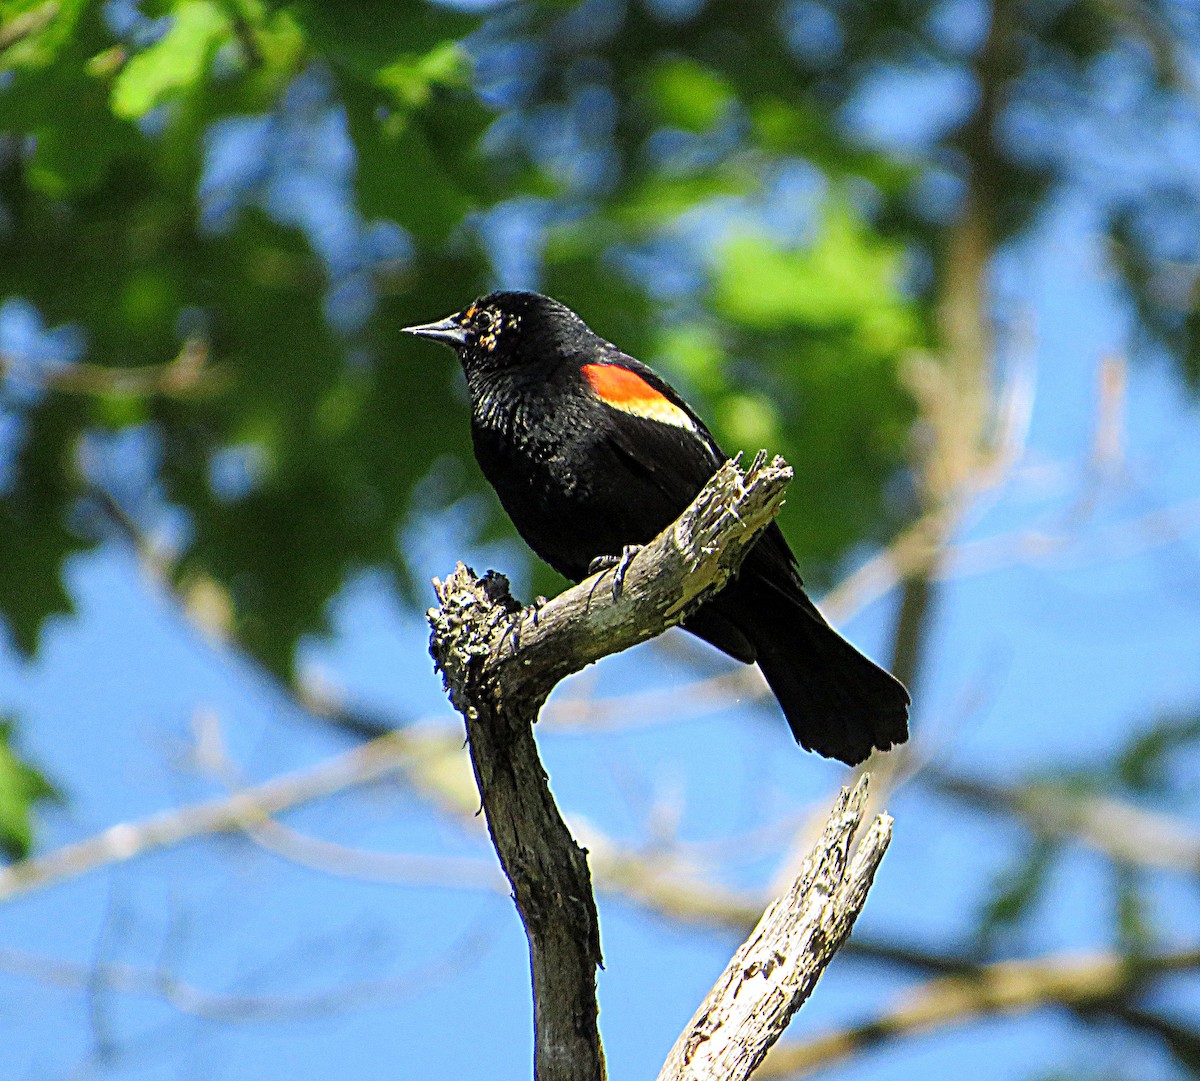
[[402, 291, 590, 375]]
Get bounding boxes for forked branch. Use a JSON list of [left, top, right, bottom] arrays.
[[428, 454, 894, 1081]]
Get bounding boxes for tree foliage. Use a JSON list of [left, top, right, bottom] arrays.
[[4, 0, 1194, 684]]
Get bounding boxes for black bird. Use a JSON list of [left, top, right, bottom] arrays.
[[404, 291, 909, 764]]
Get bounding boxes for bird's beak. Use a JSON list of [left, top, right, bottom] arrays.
[[402, 315, 470, 347]]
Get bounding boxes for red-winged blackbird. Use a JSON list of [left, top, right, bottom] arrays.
[[405, 291, 909, 764]]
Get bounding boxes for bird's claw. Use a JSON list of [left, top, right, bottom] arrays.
[[588, 544, 643, 601], [504, 595, 548, 652]]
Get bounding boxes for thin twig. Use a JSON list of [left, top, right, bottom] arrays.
[[0, 338, 221, 400], [0, 934, 491, 1022], [190, 709, 502, 890], [756, 946, 1200, 1078], [930, 770, 1200, 874], [0, 0, 58, 55], [0, 733, 414, 904]]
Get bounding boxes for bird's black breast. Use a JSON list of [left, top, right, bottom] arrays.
[[469, 366, 721, 581]]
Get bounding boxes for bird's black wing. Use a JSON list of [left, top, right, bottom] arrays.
[[582, 351, 812, 662], [591, 351, 812, 598], [594, 350, 727, 456], [582, 351, 910, 762]]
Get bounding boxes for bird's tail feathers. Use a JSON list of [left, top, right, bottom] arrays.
[[752, 606, 910, 766]]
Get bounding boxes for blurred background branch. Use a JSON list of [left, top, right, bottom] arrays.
[[760, 946, 1200, 1079]]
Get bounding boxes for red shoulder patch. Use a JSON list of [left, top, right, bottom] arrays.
[[581, 363, 696, 431], [581, 363, 663, 405]]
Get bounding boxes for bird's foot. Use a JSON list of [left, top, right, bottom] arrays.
[[503, 595, 548, 653], [588, 545, 643, 601]]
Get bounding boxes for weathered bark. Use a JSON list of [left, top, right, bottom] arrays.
[[428, 453, 796, 1081], [658, 776, 892, 1081]]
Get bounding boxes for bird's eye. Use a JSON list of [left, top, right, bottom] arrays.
[[470, 307, 504, 352]]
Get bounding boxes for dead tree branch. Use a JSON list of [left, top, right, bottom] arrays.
[[427, 453, 849, 1081], [658, 777, 892, 1081], [431, 454, 795, 714]]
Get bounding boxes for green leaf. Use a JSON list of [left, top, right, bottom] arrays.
[[0, 397, 90, 657], [702, 195, 920, 571], [346, 83, 485, 239], [111, 0, 231, 119], [0, 720, 60, 862], [615, 170, 756, 231], [976, 838, 1057, 945], [0, 0, 88, 72], [0, 60, 140, 197], [648, 58, 734, 132], [714, 198, 915, 344], [0, 505, 77, 656], [376, 40, 470, 108], [284, 0, 476, 76], [1115, 713, 1200, 793]]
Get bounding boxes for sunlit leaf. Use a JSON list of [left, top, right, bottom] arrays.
[[112, 1, 231, 119], [0, 719, 60, 861], [648, 58, 734, 132]]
